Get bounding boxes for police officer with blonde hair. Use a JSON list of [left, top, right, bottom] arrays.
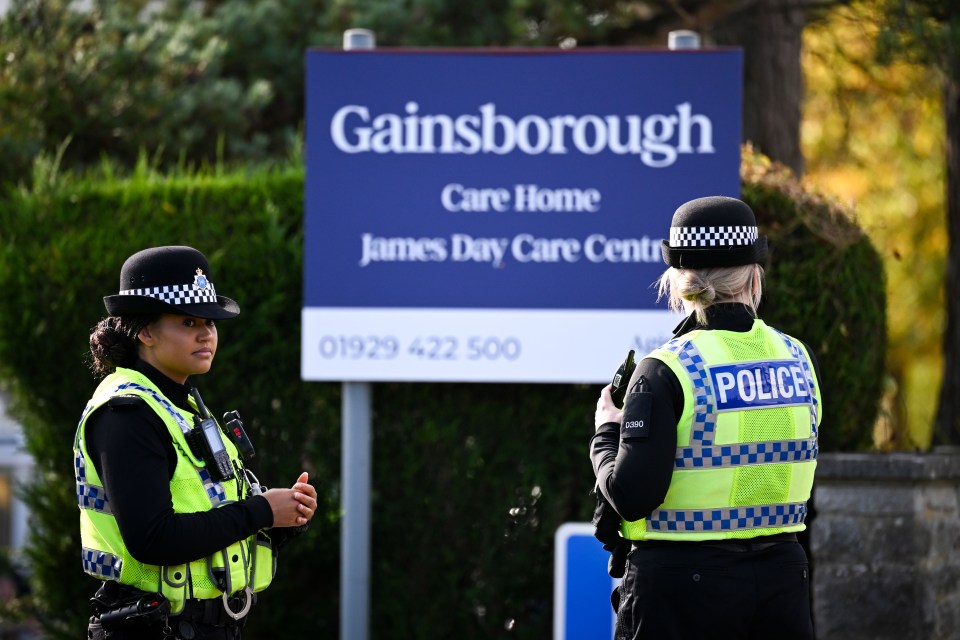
[[592, 196, 821, 639], [78, 246, 317, 639]]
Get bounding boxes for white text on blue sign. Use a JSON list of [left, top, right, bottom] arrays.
[[330, 101, 715, 168]]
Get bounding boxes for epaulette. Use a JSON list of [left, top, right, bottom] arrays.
[[106, 395, 146, 410]]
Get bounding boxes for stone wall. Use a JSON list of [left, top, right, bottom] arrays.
[[811, 449, 960, 640]]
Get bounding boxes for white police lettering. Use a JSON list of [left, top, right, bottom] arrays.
[[624, 420, 645, 429], [709, 360, 811, 412], [330, 101, 715, 168]]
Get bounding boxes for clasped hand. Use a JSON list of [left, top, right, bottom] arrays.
[[262, 472, 318, 528]]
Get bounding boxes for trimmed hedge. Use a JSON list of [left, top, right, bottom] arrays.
[[742, 146, 887, 451], [0, 149, 884, 639]]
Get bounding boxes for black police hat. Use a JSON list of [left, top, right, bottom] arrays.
[[660, 196, 768, 269], [103, 246, 240, 319]]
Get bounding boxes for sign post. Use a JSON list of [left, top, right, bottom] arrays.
[[338, 28, 376, 640]]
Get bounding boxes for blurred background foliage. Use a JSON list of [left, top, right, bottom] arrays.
[[802, 1, 946, 449]]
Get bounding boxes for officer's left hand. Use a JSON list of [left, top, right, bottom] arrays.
[[291, 472, 318, 526], [595, 384, 623, 431]]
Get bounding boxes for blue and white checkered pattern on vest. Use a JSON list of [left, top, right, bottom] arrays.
[[75, 451, 111, 514], [82, 547, 122, 580], [74, 382, 231, 517], [112, 382, 231, 508], [646, 335, 817, 532]]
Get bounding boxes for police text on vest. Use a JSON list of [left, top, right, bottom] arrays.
[[708, 360, 812, 412]]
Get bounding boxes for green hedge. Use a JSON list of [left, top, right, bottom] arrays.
[[0, 151, 884, 639], [742, 146, 887, 451]]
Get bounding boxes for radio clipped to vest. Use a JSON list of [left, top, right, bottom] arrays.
[[187, 387, 235, 482]]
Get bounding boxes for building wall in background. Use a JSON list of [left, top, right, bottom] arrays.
[[0, 392, 31, 553]]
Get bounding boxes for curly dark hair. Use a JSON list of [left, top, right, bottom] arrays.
[[86, 314, 157, 378]]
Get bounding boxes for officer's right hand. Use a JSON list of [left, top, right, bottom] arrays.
[[595, 384, 623, 431]]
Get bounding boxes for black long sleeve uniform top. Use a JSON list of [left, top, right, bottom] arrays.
[[84, 359, 274, 567], [589, 303, 823, 523]]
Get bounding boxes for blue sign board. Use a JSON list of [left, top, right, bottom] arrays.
[[303, 50, 742, 382], [554, 522, 618, 640]]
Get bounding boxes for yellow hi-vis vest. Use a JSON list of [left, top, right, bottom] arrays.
[[622, 319, 821, 541], [74, 368, 275, 614]]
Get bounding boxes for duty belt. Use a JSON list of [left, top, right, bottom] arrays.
[[174, 592, 256, 627]]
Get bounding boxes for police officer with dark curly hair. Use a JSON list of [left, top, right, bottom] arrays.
[[77, 246, 317, 640], [591, 197, 822, 640]]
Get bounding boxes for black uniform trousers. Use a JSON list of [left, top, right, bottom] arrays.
[[614, 538, 813, 640]]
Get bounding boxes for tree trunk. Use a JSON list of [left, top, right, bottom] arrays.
[[712, 0, 807, 176], [934, 73, 960, 446]]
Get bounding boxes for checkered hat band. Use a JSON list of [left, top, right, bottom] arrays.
[[669, 226, 758, 248], [119, 281, 218, 305]]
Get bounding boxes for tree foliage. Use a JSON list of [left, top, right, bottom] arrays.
[[0, 0, 329, 185], [868, 1, 960, 447], [0, 0, 657, 189], [802, 1, 948, 448]]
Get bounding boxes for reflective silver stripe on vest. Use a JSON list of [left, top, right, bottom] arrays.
[[774, 330, 820, 437], [646, 502, 808, 532], [676, 437, 818, 469], [82, 547, 122, 579], [76, 450, 112, 514], [112, 382, 229, 508], [663, 337, 819, 469]]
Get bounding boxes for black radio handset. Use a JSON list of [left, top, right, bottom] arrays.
[[610, 349, 636, 409], [593, 348, 638, 580], [189, 387, 235, 482]]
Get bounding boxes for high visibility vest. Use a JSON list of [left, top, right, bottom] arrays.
[[622, 319, 821, 541], [74, 368, 275, 614]]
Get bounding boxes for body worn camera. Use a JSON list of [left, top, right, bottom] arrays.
[[223, 410, 255, 460], [188, 388, 235, 482]]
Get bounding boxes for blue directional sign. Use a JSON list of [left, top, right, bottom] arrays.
[[554, 522, 619, 640]]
